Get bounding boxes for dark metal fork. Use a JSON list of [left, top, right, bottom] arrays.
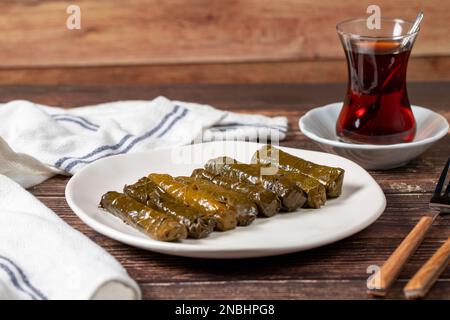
[[429, 157, 450, 213], [368, 157, 450, 298], [403, 157, 450, 299]]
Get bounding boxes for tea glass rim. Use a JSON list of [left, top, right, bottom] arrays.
[[336, 17, 419, 41]]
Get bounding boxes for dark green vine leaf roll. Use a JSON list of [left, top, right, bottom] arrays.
[[99, 191, 187, 242], [148, 173, 238, 231], [191, 168, 280, 217], [176, 176, 257, 226], [280, 171, 327, 208], [123, 177, 215, 239], [252, 145, 345, 198], [205, 157, 306, 211]]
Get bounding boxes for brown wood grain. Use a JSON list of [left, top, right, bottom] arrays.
[[367, 215, 435, 296], [1, 56, 449, 85], [3, 83, 449, 299], [137, 280, 450, 300], [404, 237, 450, 299], [0, 0, 449, 67], [1, 82, 450, 111]]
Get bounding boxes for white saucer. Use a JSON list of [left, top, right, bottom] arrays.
[[299, 103, 448, 170]]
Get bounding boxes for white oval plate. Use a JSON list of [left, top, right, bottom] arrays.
[[66, 141, 386, 259]]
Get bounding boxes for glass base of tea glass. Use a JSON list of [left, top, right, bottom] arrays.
[[336, 18, 418, 145]]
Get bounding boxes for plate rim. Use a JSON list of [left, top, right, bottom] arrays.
[[65, 141, 386, 259]]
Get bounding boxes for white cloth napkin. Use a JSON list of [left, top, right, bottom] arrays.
[[0, 96, 287, 187], [0, 174, 141, 300], [0, 96, 287, 300]]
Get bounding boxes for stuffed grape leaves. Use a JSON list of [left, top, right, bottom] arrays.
[[280, 171, 326, 208], [99, 191, 187, 241], [176, 176, 257, 226], [191, 168, 280, 217], [124, 177, 215, 238], [148, 173, 237, 231], [205, 157, 306, 211], [252, 145, 344, 197]]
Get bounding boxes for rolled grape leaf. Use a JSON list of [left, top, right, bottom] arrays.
[[280, 171, 326, 208], [99, 191, 187, 242], [252, 145, 344, 197], [205, 157, 306, 211], [124, 177, 215, 239], [191, 168, 281, 217], [148, 173, 237, 231], [176, 176, 257, 226]]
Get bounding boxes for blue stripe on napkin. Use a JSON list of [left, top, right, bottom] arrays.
[[210, 124, 287, 133], [212, 122, 287, 132], [64, 106, 189, 172], [52, 117, 99, 132], [156, 108, 189, 138], [56, 105, 189, 172], [0, 256, 47, 300], [54, 105, 179, 170], [51, 114, 100, 131]]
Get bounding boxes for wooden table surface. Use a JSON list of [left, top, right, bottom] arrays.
[[3, 83, 449, 299]]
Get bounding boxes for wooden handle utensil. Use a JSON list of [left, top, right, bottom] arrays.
[[404, 236, 450, 299], [367, 215, 435, 297]]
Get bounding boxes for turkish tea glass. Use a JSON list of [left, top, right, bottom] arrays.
[[336, 18, 419, 144]]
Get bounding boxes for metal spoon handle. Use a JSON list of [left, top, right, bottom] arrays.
[[409, 11, 424, 35], [401, 11, 423, 48]]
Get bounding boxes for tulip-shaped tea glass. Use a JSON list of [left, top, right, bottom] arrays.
[[336, 18, 419, 144]]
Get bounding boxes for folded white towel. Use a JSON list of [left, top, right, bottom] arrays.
[[0, 97, 287, 187], [0, 96, 287, 300], [0, 174, 141, 300]]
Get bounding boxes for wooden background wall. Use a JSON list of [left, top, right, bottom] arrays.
[[0, 0, 449, 85]]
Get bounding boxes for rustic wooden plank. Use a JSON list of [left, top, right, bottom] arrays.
[[0, 0, 449, 67], [1, 56, 450, 85], [83, 236, 450, 284], [1, 83, 449, 112], [33, 194, 450, 284], [3, 83, 449, 299], [0, 83, 345, 108], [138, 279, 450, 299]]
